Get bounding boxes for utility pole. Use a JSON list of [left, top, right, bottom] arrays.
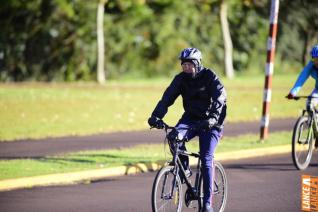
[[260, 0, 280, 140]]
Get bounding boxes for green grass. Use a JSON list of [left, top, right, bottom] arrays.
[[0, 74, 314, 141], [0, 131, 292, 180]]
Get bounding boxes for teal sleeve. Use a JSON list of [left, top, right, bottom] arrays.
[[290, 62, 314, 95]]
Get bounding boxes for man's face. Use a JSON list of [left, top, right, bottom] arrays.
[[312, 57, 318, 68], [181, 62, 195, 74]]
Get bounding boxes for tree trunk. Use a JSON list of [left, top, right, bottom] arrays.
[[220, 0, 234, 79], [97, 0, 107, 84]]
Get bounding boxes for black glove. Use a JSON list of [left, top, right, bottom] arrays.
[[197, 118, 217, 130], [286, 93, 294, 99], [148, 116, 164, 129]]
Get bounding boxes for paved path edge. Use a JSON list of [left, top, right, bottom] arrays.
[[0, 145, 290, 192]]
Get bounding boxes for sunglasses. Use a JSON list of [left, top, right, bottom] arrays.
[[312, 57, 318, 63]]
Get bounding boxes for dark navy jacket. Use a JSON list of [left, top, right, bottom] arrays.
[[151, 68, 227, 126]]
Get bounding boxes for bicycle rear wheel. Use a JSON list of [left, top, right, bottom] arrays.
[[212, 161, 227, 212], [292, 116, 315, 170], [152, 165, 182, 212]]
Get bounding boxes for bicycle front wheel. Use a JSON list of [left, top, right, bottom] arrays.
[[212, 161, 228, 212], [151, 165, 182, 212], [292, 116, 315, 170]]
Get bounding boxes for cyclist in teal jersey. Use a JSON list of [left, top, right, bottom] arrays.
[[287, 45, 318, 109]]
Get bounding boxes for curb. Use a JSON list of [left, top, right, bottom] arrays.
[[0, 145, 290, 192]]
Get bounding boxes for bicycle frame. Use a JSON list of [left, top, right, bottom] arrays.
[[151, 121, 227, 212], [293, 95, 318, 146], [302, 108, 318, 146], [168, 142, 202, 201], [167, 144, 222, 202]]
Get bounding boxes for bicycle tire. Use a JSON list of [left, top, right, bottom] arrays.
[[212, 161, 228, 212], [292, 116, 315, 170], [151, 165, 182, 212]]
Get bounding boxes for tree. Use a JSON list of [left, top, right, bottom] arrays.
[[0, 0, 97, 82], [219, 0, 234, 79], [97, 0, 107, 84], [278, 0, 318, 65], [1, 0, 315, 81]]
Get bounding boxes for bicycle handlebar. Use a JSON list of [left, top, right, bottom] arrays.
[[150, 121, 197, 132], [288, 96, 318, 101]]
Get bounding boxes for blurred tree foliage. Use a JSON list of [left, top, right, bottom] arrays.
[[278, 0, 318, 66], [0, 0, 316, 82], [0, 0, 96, 81]]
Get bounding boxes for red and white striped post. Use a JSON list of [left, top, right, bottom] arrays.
[[260, 0, 280, 140]]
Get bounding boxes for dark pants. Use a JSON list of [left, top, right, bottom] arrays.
[[168, 116, 223, 205]]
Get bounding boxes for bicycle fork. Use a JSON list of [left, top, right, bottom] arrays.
[[308, 111, 318, 148], [163, 144, 180, 200], [168, 157, 191, 200], [311, 111, 318, 148], [302, 110, 315, 145]]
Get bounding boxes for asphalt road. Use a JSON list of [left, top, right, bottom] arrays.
[[1, 152, 317, 212], [0, 118, 295, 158]]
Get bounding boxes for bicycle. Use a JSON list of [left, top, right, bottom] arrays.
[[150, 121, 227, 212], [291, 96, 318, 170]]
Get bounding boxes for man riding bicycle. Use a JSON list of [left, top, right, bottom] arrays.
[[286, 45, 318, 107], [148, 47, 227, 212]]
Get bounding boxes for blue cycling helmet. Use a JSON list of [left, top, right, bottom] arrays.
[[179, 47, 203, 78], [311, 45, 318, 58], [179, 47, 202, 64]]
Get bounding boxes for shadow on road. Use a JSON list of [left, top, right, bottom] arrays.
[[124, 160, 165, 175]]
